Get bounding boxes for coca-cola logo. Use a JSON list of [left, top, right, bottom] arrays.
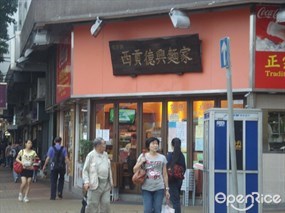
[[257, 7, 279, 19]]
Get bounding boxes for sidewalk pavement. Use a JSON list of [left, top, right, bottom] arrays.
[[0, 166, 202, 213], [1, 166, 284, 213]]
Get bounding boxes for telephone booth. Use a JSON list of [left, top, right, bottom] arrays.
[[203, 108, 262, 213]]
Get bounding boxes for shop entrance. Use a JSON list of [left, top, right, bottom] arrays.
[[118, 103, 137, 192]]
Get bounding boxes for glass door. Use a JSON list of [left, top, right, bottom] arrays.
[[143, 102, 162, 151], [167, 101, 187, 156], [192, 100, 214, 196], [118, 103, 137, 192]]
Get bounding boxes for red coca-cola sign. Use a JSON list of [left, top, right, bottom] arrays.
[[255, 5, 285, 89], [256, 6, 284, 43], [256, 6, 279, 20]]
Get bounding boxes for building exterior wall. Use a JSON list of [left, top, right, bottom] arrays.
[[8, 0, 285, 205], [72, 8, 250, 97]]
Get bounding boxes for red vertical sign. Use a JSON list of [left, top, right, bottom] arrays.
[[255, 6, 285, 89], [56, 36, 71, 103]]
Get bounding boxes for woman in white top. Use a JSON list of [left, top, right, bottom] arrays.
[[16, 140, 38, 203]]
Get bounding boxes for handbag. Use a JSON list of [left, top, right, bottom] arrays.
[[13, 161, 23, 174], [167, 164, 184, 180], [132, 153, 146, 185]]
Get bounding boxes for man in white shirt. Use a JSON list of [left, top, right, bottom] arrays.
[[82, 138, 113, 213]]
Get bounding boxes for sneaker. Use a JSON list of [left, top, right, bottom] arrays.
[[58, 193, 63, 199], [23, 197, 29, 203], [18, 193, 23, 202]]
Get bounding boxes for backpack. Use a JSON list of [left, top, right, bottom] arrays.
[[10, 149, 16, 157], [167, 164, 185, 180], [10, 147, 18, 158], [51, 146, 65, 170], [167, 152, 185, 180]]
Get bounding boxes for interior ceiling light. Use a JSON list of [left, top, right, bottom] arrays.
[[169, 8, 190, 29]]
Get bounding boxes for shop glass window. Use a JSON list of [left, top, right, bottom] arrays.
[[63, 108, 75, 176], [193, 100, 214, 166], [118, 103, 137, 192], [167, 101, 187, 155], [267, 112, 285, 152], [76, 103, 88, 187], [143, 102, 162, 150], [118, 103, 137, 162], [95, 103, 114, 160], [78, 103, 88, 163]]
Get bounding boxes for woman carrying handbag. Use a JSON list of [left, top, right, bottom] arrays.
[[133, 137, 170, 213], [16, 140, 38, 203], [166, 138, 186, 213]]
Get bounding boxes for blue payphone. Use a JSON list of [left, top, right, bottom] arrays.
[[203, 108, 262, 213]]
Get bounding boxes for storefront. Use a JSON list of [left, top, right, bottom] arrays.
[[85, 99, 243, 194], [51, 4, 285, 202], [65, 6, 250, 194]]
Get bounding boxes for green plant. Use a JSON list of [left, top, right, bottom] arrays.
[[79, 139, 93, 162]]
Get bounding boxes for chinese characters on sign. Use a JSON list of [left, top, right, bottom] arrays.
[[109, 34, 202, 76], [265, 54, 285, 77], [255, 6, 285, 89]]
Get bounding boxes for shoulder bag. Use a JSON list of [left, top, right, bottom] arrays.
[[132, 153, 146, 185], [13, 149, 24, 174]]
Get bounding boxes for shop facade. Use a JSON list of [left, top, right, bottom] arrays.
[[13, 2, 283, 202], [61, 7, 251, 195]]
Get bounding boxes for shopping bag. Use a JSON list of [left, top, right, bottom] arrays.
[[161, 204, 175, 213]]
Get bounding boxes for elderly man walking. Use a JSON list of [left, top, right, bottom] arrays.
[[82, 137, 113, 213]]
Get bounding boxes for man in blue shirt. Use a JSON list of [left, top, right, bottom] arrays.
[[43, 137, 69, 200]]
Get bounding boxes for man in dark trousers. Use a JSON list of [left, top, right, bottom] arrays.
[[42, 137, 69, 200]]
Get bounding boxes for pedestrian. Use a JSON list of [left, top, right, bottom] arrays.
[[5, 142, 12, 168], [0, 142, 6, 166], [16, 139, 38, 203], [133, 137, 170, 213], [12, 142, 22, 182], [166, 137, 186, 213], [82, 137, 113, 213], [42, 136, 69, 200]]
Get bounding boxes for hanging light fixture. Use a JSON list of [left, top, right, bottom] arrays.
[[169, 8, 190, 29], [90, 17, 103, 37]]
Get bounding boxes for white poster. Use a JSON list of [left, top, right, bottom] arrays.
[[96, 129, 110, 142], [168, 121, 187, 152], [102, 129, 110, 142]]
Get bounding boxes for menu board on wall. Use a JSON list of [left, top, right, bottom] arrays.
[[255, 6, 285, 89], [168, 121, 187, 152]]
